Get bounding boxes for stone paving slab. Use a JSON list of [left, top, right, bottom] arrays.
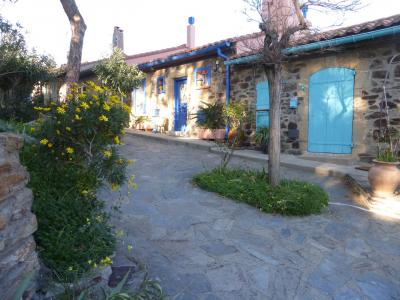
[[104, 135, 400, 299], [126, 129, 368, 180]]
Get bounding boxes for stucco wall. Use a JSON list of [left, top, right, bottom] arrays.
[[231, 38, 400, 160], [134, 57, 227, 135]]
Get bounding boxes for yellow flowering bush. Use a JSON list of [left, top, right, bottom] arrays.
[[21, 82, 131, 282]]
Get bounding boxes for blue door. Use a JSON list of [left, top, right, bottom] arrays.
[[174, 78, 188, 132], [256, 81, 269, 132], [308, 68, 355, 154]]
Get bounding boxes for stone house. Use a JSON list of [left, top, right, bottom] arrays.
[[130, 13, 400, 162], [226, 15, 400, 161], [47, 5, 400, 161]]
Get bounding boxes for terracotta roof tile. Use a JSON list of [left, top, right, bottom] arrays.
[[229, 14, 400, 60]]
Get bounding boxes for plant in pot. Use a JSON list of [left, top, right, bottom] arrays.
[[225, 102, 250, 147], [368, 124, 400, 198], [255, 127, 269, 154], [196, 101, 226, 140]]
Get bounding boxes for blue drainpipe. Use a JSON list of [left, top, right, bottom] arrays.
[[217, 48, 231, 138]]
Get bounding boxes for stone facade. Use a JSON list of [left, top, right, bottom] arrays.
[[133, 57, 227, 135], [231, 38, 400, 160], [0, 133, 39, 299]]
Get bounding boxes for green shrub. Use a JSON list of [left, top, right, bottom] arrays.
[[193, 168, 328, 216], [196, 101, 226, 129], [21, 82, 131, 282]]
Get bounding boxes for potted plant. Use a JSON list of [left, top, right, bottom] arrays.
[[255, 127, 269, 154], [196, 101, 226, 140], [225, 102, 251, 147], [368, 124, 400, 198]]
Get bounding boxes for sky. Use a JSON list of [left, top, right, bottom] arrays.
[[1, 0, 400, 66]]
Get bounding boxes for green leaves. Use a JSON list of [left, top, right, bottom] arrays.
[[193, 168, 328, 216], [94, 48, 144, 97], [0, 15, 55, 121]]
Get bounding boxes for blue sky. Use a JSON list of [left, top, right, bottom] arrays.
[[1, 0, 399, 65]]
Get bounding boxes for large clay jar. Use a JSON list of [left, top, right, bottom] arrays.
[[368, 160, 400, 198]]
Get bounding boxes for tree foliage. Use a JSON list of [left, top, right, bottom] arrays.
[[0, 15, 55, 121], [94, 48, 144, 97]]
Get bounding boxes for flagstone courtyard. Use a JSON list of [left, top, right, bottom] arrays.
[[105, 135, 400, 300]]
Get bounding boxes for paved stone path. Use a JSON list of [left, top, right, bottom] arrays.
[[104, 135, 400, 300]]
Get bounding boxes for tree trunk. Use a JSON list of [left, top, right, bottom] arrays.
[[265, 64, 282, 187], [60, 0, 86, 88]]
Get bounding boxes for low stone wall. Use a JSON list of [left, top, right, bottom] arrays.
[[0, 133, 39, 299]]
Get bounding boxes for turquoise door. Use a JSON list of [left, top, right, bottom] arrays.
[[308, 68, 355, 154], [256, 81, 269, 131]]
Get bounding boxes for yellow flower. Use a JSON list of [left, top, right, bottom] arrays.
[[56, 130, 61, 135], [128, 175, 137, 190], [34, 106, 43, 111], [81, 190, 88, 195], [40, 138, 49, 145], [78, 93, 86, 101], [81, 102, 90, 109], [111, 183, 119, 191], [103, 103, 110, 111], [30, 127, 35, 133], [114, 136, 120, 145], [57, 107, 66, 114], [100, 256, 113, 266], [47, 143, 53, 148], [99, 115, 108, 122], [66, 147, 74, 154], [121, 129, 126, 135], [75, 107, 81, 113], [43, 107, 51, 112], [66, 127, 71, 132], [127, 245, 133, 252], [92, 94, 99, 101], [127, 159, 133, 165], [103, 150, 112, 158], [69, 157, 72, 161], [75, 114, 81, 121]]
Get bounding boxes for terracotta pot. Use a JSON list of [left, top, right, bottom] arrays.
[[197, 128, 225, 140], [368, 160, 400, 198]]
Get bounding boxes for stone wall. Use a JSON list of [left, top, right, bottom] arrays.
[[0, 133, 39, 299], [231, 38, 400, 159]]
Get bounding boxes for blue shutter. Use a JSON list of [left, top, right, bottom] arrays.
[[308, 68, 355, 154], [256, 81, 269, 110], [256, 81, 270, 131]]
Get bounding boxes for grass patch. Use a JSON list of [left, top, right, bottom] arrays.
[[193, 168, 328, 216]]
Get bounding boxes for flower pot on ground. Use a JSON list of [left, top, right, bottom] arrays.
[[368, 160, 400, 198], [255, 127, 269, 154], [196, 101, 226, 140], [197, 128, 226, 140]]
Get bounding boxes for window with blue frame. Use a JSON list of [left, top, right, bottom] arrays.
[[156, 76, 165, 94], [256, 81, 270, 132], [195, 65, 211, 89]]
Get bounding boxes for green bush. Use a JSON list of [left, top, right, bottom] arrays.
[[193, 168, 328, 216], [21, 82, 132, 282], [196, 101, 226, 129]]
